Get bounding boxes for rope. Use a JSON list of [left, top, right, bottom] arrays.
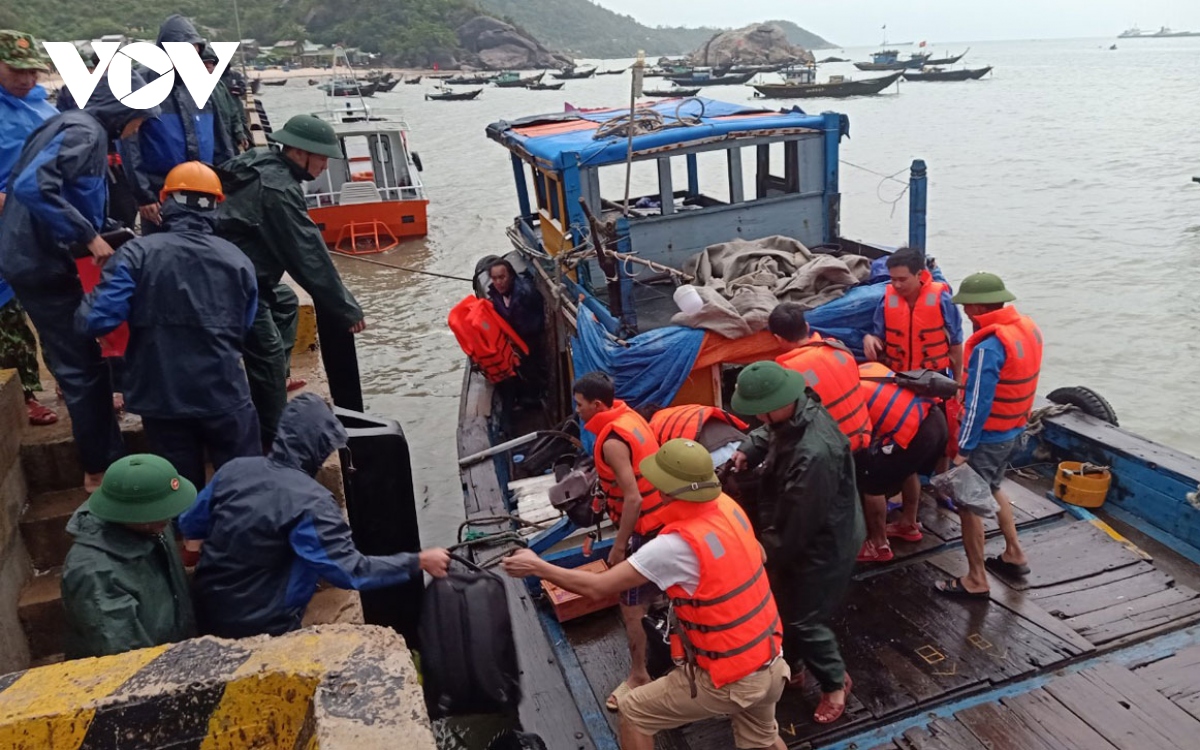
[[334, 252, 473, 282], [1019, 402, 1077, 449], [841, 160, 912, 217]]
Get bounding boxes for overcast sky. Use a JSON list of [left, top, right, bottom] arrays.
[[594, 0, 1200, 46]]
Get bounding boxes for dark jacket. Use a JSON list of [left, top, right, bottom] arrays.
[[740, 391, 864, 575], [178, 394, 419, 637], [0, 74, 147, 291], [76, 201, 258, 418], [121, 15, 215, 205], [61, 507, 196, 659], [215, 147, 363, 327], [209, 81, 243, 166], [488, 276, 545, 345]]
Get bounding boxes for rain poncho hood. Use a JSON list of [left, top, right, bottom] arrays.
[[157, 14, 204, 47], [271, 393, 349, 475], [85, 70, 158, 140]]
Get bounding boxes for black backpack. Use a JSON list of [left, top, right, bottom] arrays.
[[419, 555, 521, 718]]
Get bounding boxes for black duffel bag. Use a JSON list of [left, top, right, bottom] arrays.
[[419, 554, 521, 718]]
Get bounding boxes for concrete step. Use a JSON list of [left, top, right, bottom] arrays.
[[19, 488, 89, 571], [17, 568, 63, 662], [21, 394, 146, 495]]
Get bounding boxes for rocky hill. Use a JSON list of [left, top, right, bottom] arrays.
[[476, 0, 833, 57], [689, 24, 816, 67], [2, 0, 554, 68]]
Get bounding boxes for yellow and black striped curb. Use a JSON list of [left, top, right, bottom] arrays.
[[0, 624, 436, 749]]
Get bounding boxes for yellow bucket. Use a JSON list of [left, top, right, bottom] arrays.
[[1054, 461, 1112, 508]]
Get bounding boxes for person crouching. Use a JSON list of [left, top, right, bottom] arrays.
[[503, 439, 788, 750]]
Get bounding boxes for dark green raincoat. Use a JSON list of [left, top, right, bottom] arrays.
[[209, 81, 245, 165], [215, 147, 363, 438], [739, 391, 864, 692], [60, 508, 196, 659]]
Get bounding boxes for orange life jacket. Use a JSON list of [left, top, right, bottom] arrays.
[[883, 270, 953, 372], [447, 296, 529, 384], [663, 494, 782, 688], [649, 405, 749, 445], [776, 335, 872, 452], [585, 401, 670, 536], [857, 362, 930, 449], [963, 306, 1043, 432]]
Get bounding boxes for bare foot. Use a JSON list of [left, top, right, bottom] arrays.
[[112, 393, 125, 413], [84, 471, 105, 493]]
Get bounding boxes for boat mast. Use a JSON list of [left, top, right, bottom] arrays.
[[232, 0, 248, 81]]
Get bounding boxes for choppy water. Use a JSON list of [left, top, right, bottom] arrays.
[[259, 37, 1200, 549]]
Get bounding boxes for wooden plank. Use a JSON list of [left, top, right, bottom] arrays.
[[1001, 478, 1066, 523], [901, 718, 988, 749], [1077, 597, 1200, 645], [1003, 688, 1119, 750], [1066, 587, 1199, 631], [501, 576, 601, 749], [1025, 562, 1155, 601], [915, 481, 1058, 546], [1036, 569, 1178, 618], [925, 552, 1097, 657], [562, 609, 630, 735], [956, 701, 1061, 750], [1135, 645, 1200, 723], [1043, 663, 1200, 750], [975, 521, 1145, 591]]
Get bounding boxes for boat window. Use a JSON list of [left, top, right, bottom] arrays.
[[755, 141, 801, 198]]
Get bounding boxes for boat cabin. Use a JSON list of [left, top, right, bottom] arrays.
[[783, 65, 818, 84], [487, 98, 865, 339], [305, 105, 428, 253], [871, 49, 901, 64]]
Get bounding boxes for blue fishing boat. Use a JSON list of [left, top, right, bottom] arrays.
[[457, 97, 1200, 748], [855, 49, 930, 71]]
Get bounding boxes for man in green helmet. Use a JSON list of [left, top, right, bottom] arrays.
[[216, 114, 366, 443], [60, 454, 198, 659], [503, 439, 789, 750], [729, 360, 863, 725], [936, 272, 1043, 599]]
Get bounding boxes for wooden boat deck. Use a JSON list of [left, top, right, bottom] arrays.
[[458, 372, 1200, 748]]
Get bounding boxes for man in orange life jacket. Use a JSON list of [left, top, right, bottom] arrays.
[[502, 439, 789, 750], [935, 273, 1043, 599], [636, 402, 749, 468], [854, 362, 949, 562], [574, 372, 673, 708], [862, 247, 964, 381], [768, 302, 872, 454]]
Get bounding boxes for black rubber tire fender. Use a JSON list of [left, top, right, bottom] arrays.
[[1046, 386, 1119, 426], [411, 151, 424, 172], [485, 730, 548, 750]]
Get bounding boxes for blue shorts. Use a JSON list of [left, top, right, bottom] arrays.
[[967, 438, 1018, 490], [620, 533, 662, 607]]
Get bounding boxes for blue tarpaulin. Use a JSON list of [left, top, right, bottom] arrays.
[[487, 98, 848, 170]]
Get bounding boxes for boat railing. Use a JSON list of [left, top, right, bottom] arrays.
[[305, 184, 426, 209], [316, 105, 412, 130]]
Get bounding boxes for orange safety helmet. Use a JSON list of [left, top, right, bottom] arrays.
[[159, 161, 225, 204]]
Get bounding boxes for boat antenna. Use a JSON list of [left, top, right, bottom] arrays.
[[881, 23, 888, 47], [622, 50, 646, 216]]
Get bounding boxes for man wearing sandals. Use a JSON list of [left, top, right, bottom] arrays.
[[503, 440, 789, 750], [730, 361, 863, 724], [936, 273, 1042, 599]]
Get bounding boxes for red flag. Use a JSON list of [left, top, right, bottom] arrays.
[[919, 40, 927, 47]]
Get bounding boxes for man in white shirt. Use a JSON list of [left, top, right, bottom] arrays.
[[503, 439, 788, 750]]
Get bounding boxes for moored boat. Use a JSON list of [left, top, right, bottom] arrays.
[[855, 49, 931, 71], [552, 65, 597, 80], [665, 68, 756, 87], [404, 75, 422, 85], [596, 67, 627, 75], [424, 86, 482, 101], [262, 78, 287, 87], [446, 73, 497, 85], [903, 66, 993, 82], [923, 47, 970, 65], [526, 80, 565, 91], [304, 102, 428, 253], [493, 71, 546, 88], [642, 86, 701, 97], [752, 69, 903, 98], [451, 94, 1200, 749]]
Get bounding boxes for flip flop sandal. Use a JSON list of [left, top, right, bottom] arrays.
[[25, 399, 58, 426], [935, 577, 990, 600], [286, 378, 308, 393], [814, 673, 852, 724], [985, 555, 1031, 578], [785, 666, 807, 691], [605, 681, 632, 712]]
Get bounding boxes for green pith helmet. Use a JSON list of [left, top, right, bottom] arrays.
[[268, 114, 344, 159], [950, 272, 1017, 305], [0, 30, 51, 71], [639, 439, 721, 502], [87, 455, 197, 525], [731, 361, 806, 416]]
